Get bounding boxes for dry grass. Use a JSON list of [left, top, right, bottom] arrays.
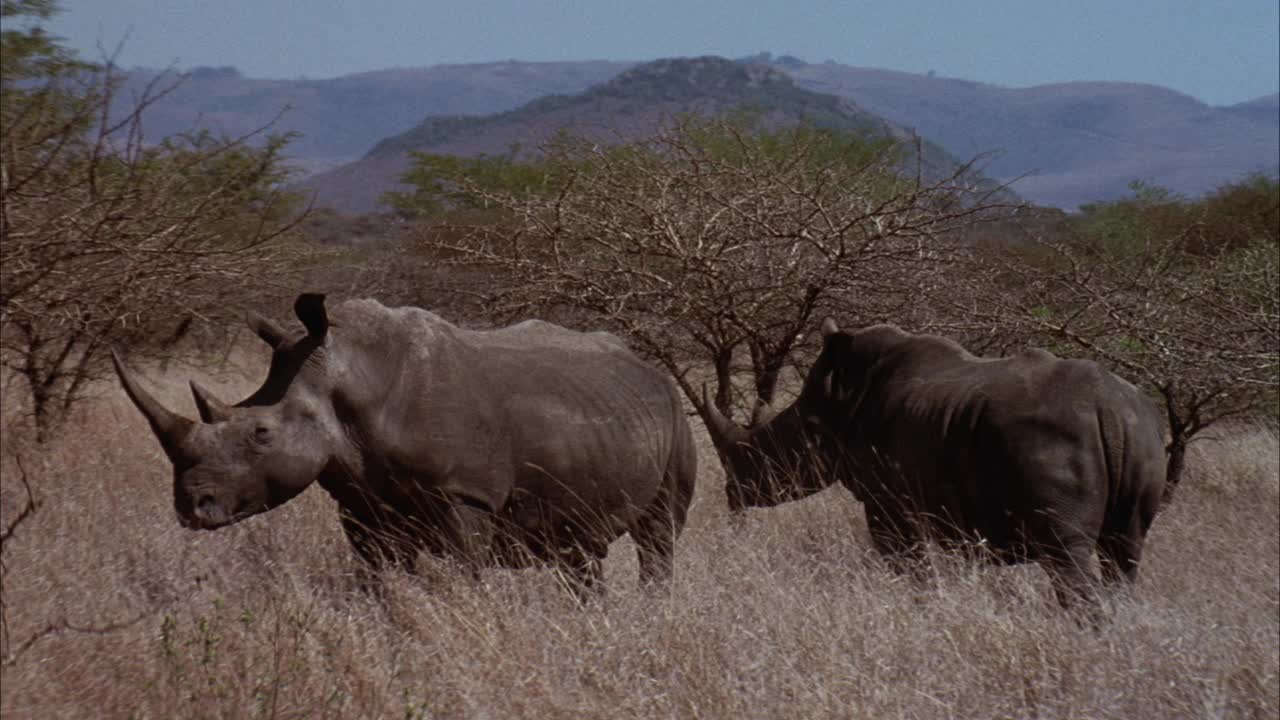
[[1, 360, 1277, 719]]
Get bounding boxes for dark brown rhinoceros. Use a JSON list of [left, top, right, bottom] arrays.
[[706, 318, 1168, 608], [113, 294, 697, 591]]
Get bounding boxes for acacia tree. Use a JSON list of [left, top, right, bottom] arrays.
[[409, 116, 1011, 425], [1, 3, 304, 439], [957, 179, 1279, 497]]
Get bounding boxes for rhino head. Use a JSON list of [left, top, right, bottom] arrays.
[[703, 381, 836, 513], [113, 294, 341, 530]]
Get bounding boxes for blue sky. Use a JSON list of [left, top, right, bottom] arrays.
[[44, 0, 1280, 106]]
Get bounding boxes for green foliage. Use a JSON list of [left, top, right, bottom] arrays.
[[693, 116, 928, 204], [1076, 180, 1180, 256], [143, 129, 302, 240], [387, 119, 908, 221], [1199, 173, 1280, 252], [385, 142, 572, 218], [0, 0, 89, 89], [1, 1, 98, 156], [1076, 175, 1278, 259]]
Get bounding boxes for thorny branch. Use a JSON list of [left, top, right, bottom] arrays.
[[411, 117, 1014, 424]]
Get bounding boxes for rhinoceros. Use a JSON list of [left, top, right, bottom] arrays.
[[113, 294, 697, 591], [705, 318, 1168, 608]]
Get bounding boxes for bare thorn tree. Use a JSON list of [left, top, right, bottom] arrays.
[[410, 116, 1014, 426], [1, 32, 305, 439]]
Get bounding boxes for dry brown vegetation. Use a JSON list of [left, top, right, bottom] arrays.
[[2, 355, 1276, 719]]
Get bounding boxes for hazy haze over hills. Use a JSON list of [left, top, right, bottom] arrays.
[[117, 56, 1279, 212], [773, 59, 1280, 210]]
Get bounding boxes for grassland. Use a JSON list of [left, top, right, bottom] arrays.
[[1, 354, 1276, 719]]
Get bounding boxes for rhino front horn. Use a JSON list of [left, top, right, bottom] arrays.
[[111, 350, 194, 462], [190, 380, 232, 424], [702, 384, 748, 446]]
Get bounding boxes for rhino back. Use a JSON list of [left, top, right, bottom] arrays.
[[326, 300, 680, 525], [850, 335, 1164, 544]]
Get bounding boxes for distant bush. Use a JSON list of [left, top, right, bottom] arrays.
[[1077, 175, 1278, 257]]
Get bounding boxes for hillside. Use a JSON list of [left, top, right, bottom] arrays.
[[1219, 92, 1280, 127], [119, 56, 1279, 210], [776, 59, 1280, 209], [299, 57, 964, 213], [119, 61, 630, 175]]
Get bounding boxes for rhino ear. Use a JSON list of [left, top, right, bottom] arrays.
[[294, 293, 328, 339], [247, 312, 287, 349], [820, 317, 840, 339], [189, 380, 232, 424]]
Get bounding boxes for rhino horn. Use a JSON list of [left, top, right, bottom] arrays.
[[820, 316, 840, 339], [247, 312, 287, 349], [189, 380, 232, 424], [702, 384, 748, 446], [750, 398, 779, 427], [111, 350, 194, 462]]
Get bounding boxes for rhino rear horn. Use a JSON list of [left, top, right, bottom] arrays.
[[750, 398, 779, 427], [247, 312, 287, 349], [189, 380, 232, 424], [111, 350, 194, 462]]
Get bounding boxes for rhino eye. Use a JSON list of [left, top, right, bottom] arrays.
[[253, 426, 272, 444]]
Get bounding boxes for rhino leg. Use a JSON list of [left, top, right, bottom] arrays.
[[553, 542, 605, 603], [633, 524, 675, 590], [1097, 490, 1159, 587], [1097, 507, 1143, 586], [865, 503, 926, 575], [439, 499, 494, 580], [1041, 539, 1104, 621], [631, 487, 690, 591]]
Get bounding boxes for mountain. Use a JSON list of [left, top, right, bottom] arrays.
[[300, 57, 964, 214], [117, 57, 1279, 210], [118, 61, 631, 175], [1219, 93, 1280, 127], [771, 59, 1279, 210]]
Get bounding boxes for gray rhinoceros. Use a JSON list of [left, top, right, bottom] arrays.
[[705, 318, 1168, 608], [113, 294, 697, 591]]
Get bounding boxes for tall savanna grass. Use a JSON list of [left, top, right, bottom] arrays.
[[2, 355, 1276, 719]]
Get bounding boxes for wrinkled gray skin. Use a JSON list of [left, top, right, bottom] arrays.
[[113, 294, 697, 593], [707, 318, 1168, 609]]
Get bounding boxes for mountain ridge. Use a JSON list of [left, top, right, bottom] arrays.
[[114, 56, 1278, 210], [301, 56, 967, 214]]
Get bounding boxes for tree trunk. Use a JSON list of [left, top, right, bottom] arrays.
[[1163, 433, 1188, 505], [713, 348, 734, 417]]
